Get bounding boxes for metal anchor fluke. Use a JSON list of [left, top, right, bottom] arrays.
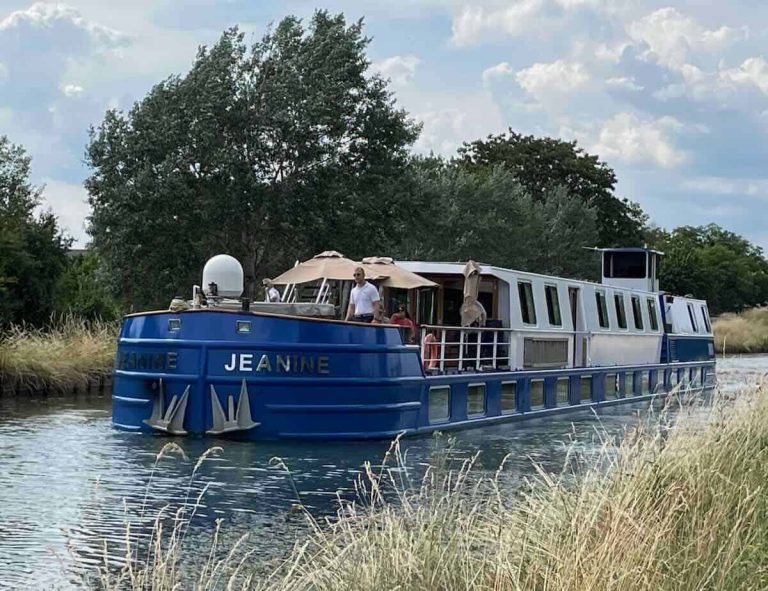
[[143, 379, 190, 435], [207, 379, 260, 435]]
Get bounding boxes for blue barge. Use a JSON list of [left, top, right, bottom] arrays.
[[112, 248, 715, 440]]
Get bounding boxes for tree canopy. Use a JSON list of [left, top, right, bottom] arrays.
[[650, 224, 768, 315], [0, 136, 70, 327], [458, 130, 647, 248], [86, 12, 419, 309]]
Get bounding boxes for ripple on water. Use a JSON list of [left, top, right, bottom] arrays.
[[0, 356, 765, 589]]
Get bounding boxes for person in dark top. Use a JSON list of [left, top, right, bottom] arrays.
[[389, 304, 415, 342]]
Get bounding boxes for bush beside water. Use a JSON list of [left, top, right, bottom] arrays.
[[714, 307, 768, 354], [87, 381, 768, 590], [0, 315, 117, 393]]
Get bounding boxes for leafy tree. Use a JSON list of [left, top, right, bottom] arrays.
[[86, 12, 419, 308], [390, 159, 599, 278], [650, 224, 768, 314], [55, 253, 121, 320], [458, 130, 647, 247], [0, 136, 70, 327]]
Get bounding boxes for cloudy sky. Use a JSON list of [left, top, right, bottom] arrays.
[[1, 1, 767, 249]]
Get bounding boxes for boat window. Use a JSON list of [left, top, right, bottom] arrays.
[[501, 381, 517, 413], [646, 298, 659, 331], [604, 374, 617, 399], [687, 303, 699, 332], [700, 306, 711, 332], [580, 376, 592, 402], [631, 295, 643, 330], [595, 291, 609, 328], [556, 377, 570, 405], [428, 386, 451, 423], [604, 251, 647, 278], [614, 294, 627, 329], [467, 384, 486, 418], [544, 285, 562, 326], [530, 379, 545, 409], [518, 281, 537, 325]]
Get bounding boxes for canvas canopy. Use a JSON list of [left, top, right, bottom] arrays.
[[361, 257, 437, 289], [271, 251, 382, 284]]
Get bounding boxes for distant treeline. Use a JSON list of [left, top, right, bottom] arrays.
[[2, 11, 768, 328]]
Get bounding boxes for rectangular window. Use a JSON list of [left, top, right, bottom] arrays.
[[604, 373, 617, 399], [530, 379, 545, 409], [595, 291, 609, 329], [580, 376, 592, 402], [168, 318, 181, 331], [544, 285, 562, 326], [624, 372, 634, 396], [640, 371, 650, 394], [647, 299, 659, 331], [467, 384, 486, 417], [556, 378, 570, 405], [518, 281, 537, 325], [700, 306, 711, 332], [687, 303, 699, 332], [501, 381, 517, 413], [614, 294, 627, 329], [428, 386, 451, 423], [631, 296, 644, 330], [604, 251, 647, 279], [236, 320, 252, 334]]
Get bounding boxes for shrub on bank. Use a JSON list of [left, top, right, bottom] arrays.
[[713, 307, 768, 354], [0, 315, 117, 392]]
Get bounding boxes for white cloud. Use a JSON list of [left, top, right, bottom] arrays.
[[681, 176, 768, 198], [39, 179, 91, 245], [451, 0, 546, 46], [627, 8, 747, 71], [410, 92, 505, 155], [605, 76, 643, 91], [720, 56, 768, 95], [592, 112, 689, 169], [0, 2, 127, 47], [372, 55, 422, 87], [481, 61, 515, 87], [516, 59, 590, 101], [61, 83, 84, 97]]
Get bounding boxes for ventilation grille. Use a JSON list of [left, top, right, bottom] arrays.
[[523, 338, 569, 369]]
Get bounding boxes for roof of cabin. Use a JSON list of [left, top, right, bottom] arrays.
[[588, 246, 665, 256]]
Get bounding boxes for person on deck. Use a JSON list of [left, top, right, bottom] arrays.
[[389, 304, 416, 342], [345, 267, 381, 323], [262, 279, 281, 303]]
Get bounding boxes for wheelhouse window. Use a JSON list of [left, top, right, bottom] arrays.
[[700, 306, 711, 332], [614, 294, 627, 329], [603, 251, 647, 278], [647, 298, 659, 332], [518, 281, 537, 325], [544, 285, 562, 326], [631, 295, 644, 330], [595, 291, 609, 329], [687, 303, 699, 332]]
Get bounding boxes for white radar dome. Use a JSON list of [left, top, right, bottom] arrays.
[[202, 254, 244, 298]]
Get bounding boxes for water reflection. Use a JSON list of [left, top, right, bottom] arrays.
[[0, 356, 764, 589]]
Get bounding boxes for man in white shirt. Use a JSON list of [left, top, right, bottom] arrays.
[[262, 279, 281, 303], [345, 267, 381, 323]]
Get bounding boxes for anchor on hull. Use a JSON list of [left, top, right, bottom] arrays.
[[143, 379, 190, 435], [207, 379, 260, 435]]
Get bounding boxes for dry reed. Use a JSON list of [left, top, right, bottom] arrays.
[[0, 314, 117, 392], [78, 380, 768, 590], [713, 307, 768, 354]]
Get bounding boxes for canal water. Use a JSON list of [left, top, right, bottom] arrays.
[[0, 356, 765, 589]]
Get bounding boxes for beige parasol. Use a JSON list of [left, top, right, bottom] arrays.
[[460, 260, 486, 327], [361, 257, 438, 289], [272, 251, 385, 284]]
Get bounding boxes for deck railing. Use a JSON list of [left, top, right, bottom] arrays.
[[419, 324, 594, 373]]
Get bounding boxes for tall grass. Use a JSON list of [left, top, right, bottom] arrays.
[[0, 314, 117, 392], [713, 307, 768, 354], [258, 384, 768, 591], [82, 381, 768, 590]]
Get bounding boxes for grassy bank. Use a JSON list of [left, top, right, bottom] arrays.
[[88, 381, 768, 590], [713, 307, 768, 354], [0, 316, 117, 393]]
